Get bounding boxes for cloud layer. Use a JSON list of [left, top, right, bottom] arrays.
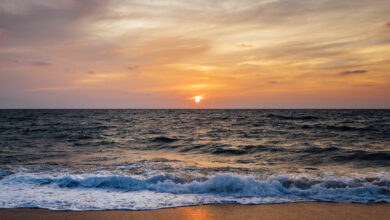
[[339, 70, 368, 76], [1, 0, 390, 108]]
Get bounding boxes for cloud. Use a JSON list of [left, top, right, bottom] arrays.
[[128, 65, 139, 71], [1, 0, 390, 108], [12, 59, 21, 64], [101, 48, 121, 55], [236, 43, 253, 48], [339, 70, 368, 76], [0, 28, 6, 37], [0, 0, 111, 46], [30, 87, 70, 92], [135, 36, 210, 65], [31, 61, 50, 66]]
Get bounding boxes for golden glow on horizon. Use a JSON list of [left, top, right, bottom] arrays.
[[194, 96, 202, 103], [0, 0, 389, 108]]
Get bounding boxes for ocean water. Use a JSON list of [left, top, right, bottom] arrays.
[[0, 109, 389, 210]]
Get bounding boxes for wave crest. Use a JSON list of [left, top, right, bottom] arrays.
[[1, 172, 389, 210], [5, 173, 389, 200]]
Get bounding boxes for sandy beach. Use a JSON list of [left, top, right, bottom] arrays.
[[1, 202, 389, 220]]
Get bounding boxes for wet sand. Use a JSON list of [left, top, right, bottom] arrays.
[[1, 202, 389, 220]]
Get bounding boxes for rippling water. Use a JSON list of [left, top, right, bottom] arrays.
[[0, 109, 389, 210]]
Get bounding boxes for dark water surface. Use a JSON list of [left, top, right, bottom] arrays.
[[0, 110, 389, 210]]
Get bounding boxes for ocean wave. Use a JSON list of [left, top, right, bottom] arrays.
[[151, 136, 179, 143], [210, 148, 248, 155], [297, 147, 341, 154], [332, 151, 390, 164], [0, 172, 389, 210], [267, 114, 320, 121], [300, 124, 376, 132]]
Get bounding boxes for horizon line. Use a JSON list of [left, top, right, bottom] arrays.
[[1, 108, 389, 110]]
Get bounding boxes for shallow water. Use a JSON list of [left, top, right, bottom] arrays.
[[0, 109, 389, 210]]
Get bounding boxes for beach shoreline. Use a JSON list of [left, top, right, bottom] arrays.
[[1, 202, 389, 220]]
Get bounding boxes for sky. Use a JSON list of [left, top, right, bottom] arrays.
[[0, 0, 390, 108]]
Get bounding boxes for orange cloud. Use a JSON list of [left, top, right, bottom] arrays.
[[1, 0, 390, 108], [0, 28, 6, 37], [339, 70, 368, 76], [101, 48, 121, 55], [236, 43, 253, 48]]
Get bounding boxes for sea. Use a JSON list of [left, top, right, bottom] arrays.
[[0, 109, 389, 210]]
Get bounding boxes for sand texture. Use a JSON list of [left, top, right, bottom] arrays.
[[1, 202, 389, 220]]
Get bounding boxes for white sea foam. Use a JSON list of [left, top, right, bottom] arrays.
[[0, 171, 389, 210]]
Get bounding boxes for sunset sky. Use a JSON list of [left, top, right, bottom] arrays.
[[1, 0, 389, 108]]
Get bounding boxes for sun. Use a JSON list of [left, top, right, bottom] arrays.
[[194, 96, 202, 103]]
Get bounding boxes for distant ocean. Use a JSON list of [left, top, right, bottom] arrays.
[[0, 109, 389, 210]]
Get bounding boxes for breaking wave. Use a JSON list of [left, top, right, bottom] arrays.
[[0, 171, 389, 210]]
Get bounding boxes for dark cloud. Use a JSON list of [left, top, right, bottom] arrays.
[[387, 22, 390, 27], [0, 0, 111, 46], [0, 28, 6, 37], [268, 81, 277, 84], [32, 61, 50, 66], [236, 43, 252, 48], [88, 71, 95, 74], [339, 70, 367, 76], [12, 59, 21, 64], [128, 65, 139, 71]]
